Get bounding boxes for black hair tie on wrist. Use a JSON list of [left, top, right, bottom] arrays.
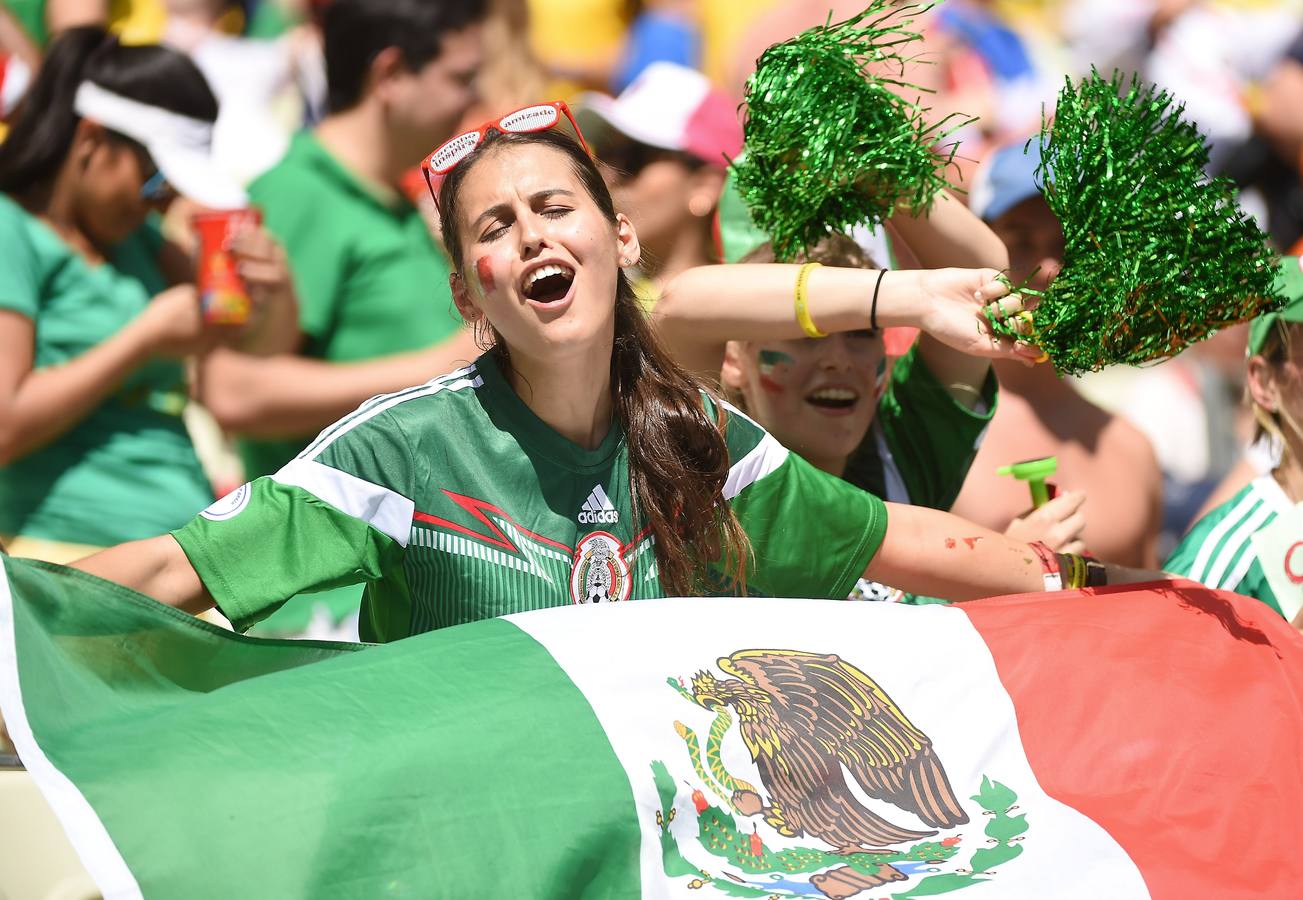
[[870, 269, 888, 334]]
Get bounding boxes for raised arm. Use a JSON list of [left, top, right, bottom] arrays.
[[655, 264, 1041, 379], [867, 503, 1165, 601], [885, 191, 1010, 408], [72, 535, 214, 615]]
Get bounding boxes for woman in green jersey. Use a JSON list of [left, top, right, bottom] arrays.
[[1166, 258, 1303, 626], [73, 102, 1160, 639], [654, 228, 1086, 603], [0, 28, 296, 561], [655, 201, 1088, 535]]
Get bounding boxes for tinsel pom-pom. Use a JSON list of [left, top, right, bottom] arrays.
[[990, 70, 1282, 376], [732, 2, 971, 262]]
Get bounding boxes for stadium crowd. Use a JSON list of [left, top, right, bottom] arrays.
[[1, 0, 1301, 764]]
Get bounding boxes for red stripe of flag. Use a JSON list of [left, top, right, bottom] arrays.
[[963, 580, 1303, 899]]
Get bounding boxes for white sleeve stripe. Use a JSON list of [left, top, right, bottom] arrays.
[[298, 374, 482, 463], [1222, 527, 1270, 593], [724, 432, 790, 500], [1204, 502, 1275, 588], [272, 459, 415, 548], [1189, 492, 1262, 582], [714, 396, 791, 500], [296, 364, 479, 461]]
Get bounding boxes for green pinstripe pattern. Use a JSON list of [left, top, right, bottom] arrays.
[[1166, 477, 1288, 616]]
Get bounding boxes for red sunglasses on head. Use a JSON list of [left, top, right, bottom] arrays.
[[421, 101, 592, 211]]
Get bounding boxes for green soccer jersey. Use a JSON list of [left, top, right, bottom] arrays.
[[1165, 476, 1291, 617], [173, 353, 888, 642]]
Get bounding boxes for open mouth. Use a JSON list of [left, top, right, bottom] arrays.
[[805, 387, 860, 411], [521, 263, 576, 305]]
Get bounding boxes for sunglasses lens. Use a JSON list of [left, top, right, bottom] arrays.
[[499, 104, 560, 134], [140, 170, 170, 201], [430, 130, 483, 174]]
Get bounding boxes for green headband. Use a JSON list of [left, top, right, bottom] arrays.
[[1248, 256, 1303, 356]]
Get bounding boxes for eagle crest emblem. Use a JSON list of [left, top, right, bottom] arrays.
[[656, 648, 1029, 898], [570, 532, 631, 604]]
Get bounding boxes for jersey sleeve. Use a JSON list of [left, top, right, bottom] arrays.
[[719, 401, 888, 599], [172, 409, 418, 632], [0, 203, 40, 319], [1163, 523, 1206, 581], [1165, 507, 1284, 616], [848, 344, 997, 509]]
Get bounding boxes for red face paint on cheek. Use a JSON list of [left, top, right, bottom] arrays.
[[757, 349, 793, 395], [475, 256, 496, 293]]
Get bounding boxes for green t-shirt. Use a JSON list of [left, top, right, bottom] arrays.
[[5, 0, 48, 46], [840, 345, 996, 605], [845, 344, 997, 510], [240, 131, 462, 477], [1165, 476, 1290, 617], [173, 352, 887, 642], [0, 195, 212, 545]]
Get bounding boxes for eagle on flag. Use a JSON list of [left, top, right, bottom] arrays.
[[689, 649, 969, 853]]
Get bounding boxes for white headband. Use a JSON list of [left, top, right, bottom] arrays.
[[72, 81, 213, 151]]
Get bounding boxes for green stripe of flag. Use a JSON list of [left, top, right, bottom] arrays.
[[3, 557, 640, 898]]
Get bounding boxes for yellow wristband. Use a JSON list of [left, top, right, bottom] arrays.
[[1064, 553, 1088, 590], [794, 262, 826, 338]]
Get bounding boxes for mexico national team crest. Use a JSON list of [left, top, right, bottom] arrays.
[[570, 532, 632, 604], [655, 649, 1029, 898]]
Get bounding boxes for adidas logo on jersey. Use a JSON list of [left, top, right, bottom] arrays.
[[578, 484, 619, 524]]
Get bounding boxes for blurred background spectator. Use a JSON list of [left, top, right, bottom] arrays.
[[950, 142, 1164, 568], [577, 61, 741, 302], [0, 26, 296, 563]]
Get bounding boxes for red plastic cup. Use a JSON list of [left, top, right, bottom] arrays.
[[192, 209, 261, 325]]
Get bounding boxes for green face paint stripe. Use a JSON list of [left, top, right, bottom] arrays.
[[758, 349, 795, 373]]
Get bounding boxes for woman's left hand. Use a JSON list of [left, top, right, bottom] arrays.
[[911, 268, 1044, 364], [228, 225, 301, 356]]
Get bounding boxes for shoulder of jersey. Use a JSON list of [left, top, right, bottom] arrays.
[[296, 364, 485, 461], [379, 365, 486, 418], [708, 392, 770, 456]]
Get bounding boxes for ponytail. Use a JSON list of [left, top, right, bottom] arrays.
[[0, 27, 217, 195], [0, 26, 107, 192], [439, 128, 751, 595]]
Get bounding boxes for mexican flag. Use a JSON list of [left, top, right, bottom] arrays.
[[2, 555, 1301, 900]]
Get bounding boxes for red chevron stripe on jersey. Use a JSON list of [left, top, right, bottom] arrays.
[[414, 490, 574, 555]]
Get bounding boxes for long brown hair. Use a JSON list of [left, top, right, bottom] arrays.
[[437, 128, 750, 595]]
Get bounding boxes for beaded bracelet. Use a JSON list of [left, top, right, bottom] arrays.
[[794, 262, 827, 338]]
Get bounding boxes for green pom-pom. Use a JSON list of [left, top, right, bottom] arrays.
[[732, 1, 971, 262], [991, 70, 1283, 376]]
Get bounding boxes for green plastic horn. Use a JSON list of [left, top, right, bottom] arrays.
[[997, 456, 1058, 509]]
